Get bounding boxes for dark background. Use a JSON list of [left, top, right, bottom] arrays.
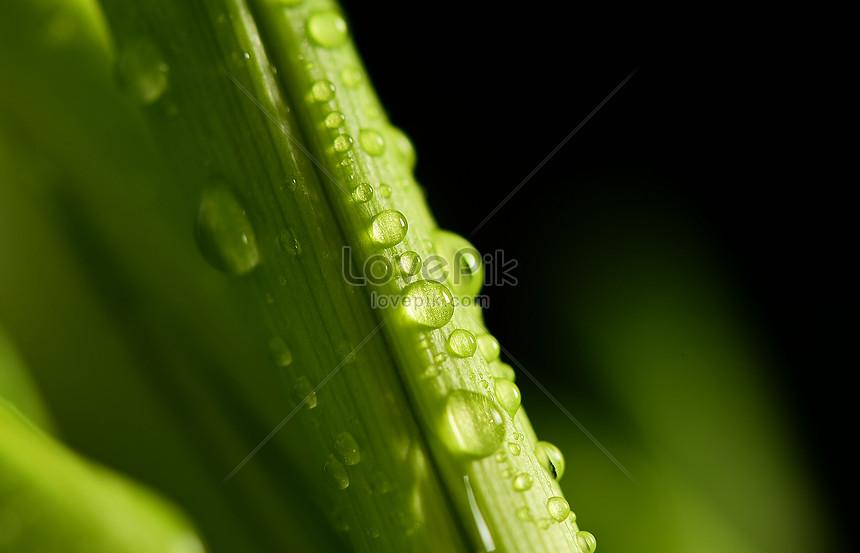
[[340, 3, 850, 549]]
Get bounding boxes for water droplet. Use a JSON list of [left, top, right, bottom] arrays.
[[516, 506, 532, 521], [333, 134, 353, 152], [116, 38, 168, 104], [537, 518, 552, 530], [334, 431, 361, 465], [243, 51, 251, 60], [196, 185, 260, 275], [366, 256, 392, 283], [341, 66, 362, 87], [535, 441, 565, 481], [512, 473, 533, 491], [378, 184, 392, 198], [547, 497, 570, 522], [307, 10, 348, 47], [323, 454, 349, 489], [507, 441, 521, 455], [430, 230, 483, 297], [352, 183, 373, 202], [494, 378, 521, 417], [359, 129, 385, 156], [576, 531, 597, 552], [389, 126, 416, 170], [369, 210, 408, 247], [324, 111, 345, 129], [397, 251, 422, 276], [268, 337, 293, 366], [433, 352, 448, 363], [311, 79, 335, 102], [402, 280, 454, 328], [437, 390, 505, 458], [291, 376, 317, 409], [494, 451, 507, 463], [491, 361, 516, 381], [447, 329, 477, 357], [476, 334, 500, 362], [278, 228, 302, 255]]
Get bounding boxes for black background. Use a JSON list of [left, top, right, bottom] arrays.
[[339, 3, 851, 548]]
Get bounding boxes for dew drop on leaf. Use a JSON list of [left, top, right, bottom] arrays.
[[494, 378, 521, 417], [291, 376, 317, 409], [430, 230, 484, 297], [437, 390, 505, 458], [352, 183, 373, 203], [333, 431, 361, 465], [307, 10, 348, 47], [512, 473, 533, 491], [268, 337, 293, 366], [447, 329, 477, 357], [397, 251, 422, 276], [476, 334, 500, 362], [547, 497, 570, 522], [402, 280, 454, 328], [359, 129, 385, 156], [535, 441, 565, 481], [323, 454, 349, 489], [340, 66, 362, 87], [196, 185, 260, 275], [378, 184, 392, 198], [369, 210, 408, 247], [324, 111, 346, 129], [310, 79, 336, 102], [333, 134, 353, 152], [576, 531, 597, 552], [116, 38, 168, 104]]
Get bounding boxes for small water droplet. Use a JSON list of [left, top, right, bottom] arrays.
[[324, 111, 345, 129], [433, 352, 448, 363], [369, 210, 408, 247], [389, 126, 416, 170], [196, 185, 260, 275], [494, 378, 521, 417], [366, 255, 392, 283], [397, 251, 422, 276], [291, 376, 317, 409], [576, 531, 597, 552], [447, 329, 477, 357], [535, 441, 565, 481], [514, 432, 524, 441], [494, 451, 507, 463], [437, 390, 505, 458], [311, 79, 336, 102], [547, 497, 570, 522], [352, 183, 373, 202], [307, 10, 348, 47], [512, 473, 533, 491], [243, 51, 250, 60], [116, 38, 168, 104], [269, 337, 293, 366], [333, 134, 353, 152], [516, 506, 532, 521], [476, 334, 500, 362], [402, 280, 454, 328], [502, 467, 515, 478], [323, 454, 349, 489], [278, 228, 302, 256], [333, 431, 361, 465], [537, 518, 552, 530], [491, 361, 516, 381], [430, 230, 484, 297], [378, 184, 392, 198], [341, 66, 362, 87], [359, 129, 385, 156], [507, 441, 521, 456]]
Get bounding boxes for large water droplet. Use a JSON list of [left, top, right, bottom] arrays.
[[116, 39, 168, 104], [512, 473, 533, 491], [402, 280, 454, 328], [494, 378, 521, 417], [437, 390, 505, 458], [334, 431, 361, 465], [430, 230, 483, 297], [490, 361, 516, 381], [447, 329, 477, 357], [359, 129, 385, 156], [307, 10, 348, 47], [576, 531, 597, 552], [397, 251, 421, 276], [369, 210, 408, 247], [547, 497, 570, 522], [323, 454, 349, 489], [535, 441, 565, 481], [269, 337, 293, 366], [196, 185, 260, 275], [291, 376, 317, 409], [476, 334, 500, 362], [310, 79, 336, 102]]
